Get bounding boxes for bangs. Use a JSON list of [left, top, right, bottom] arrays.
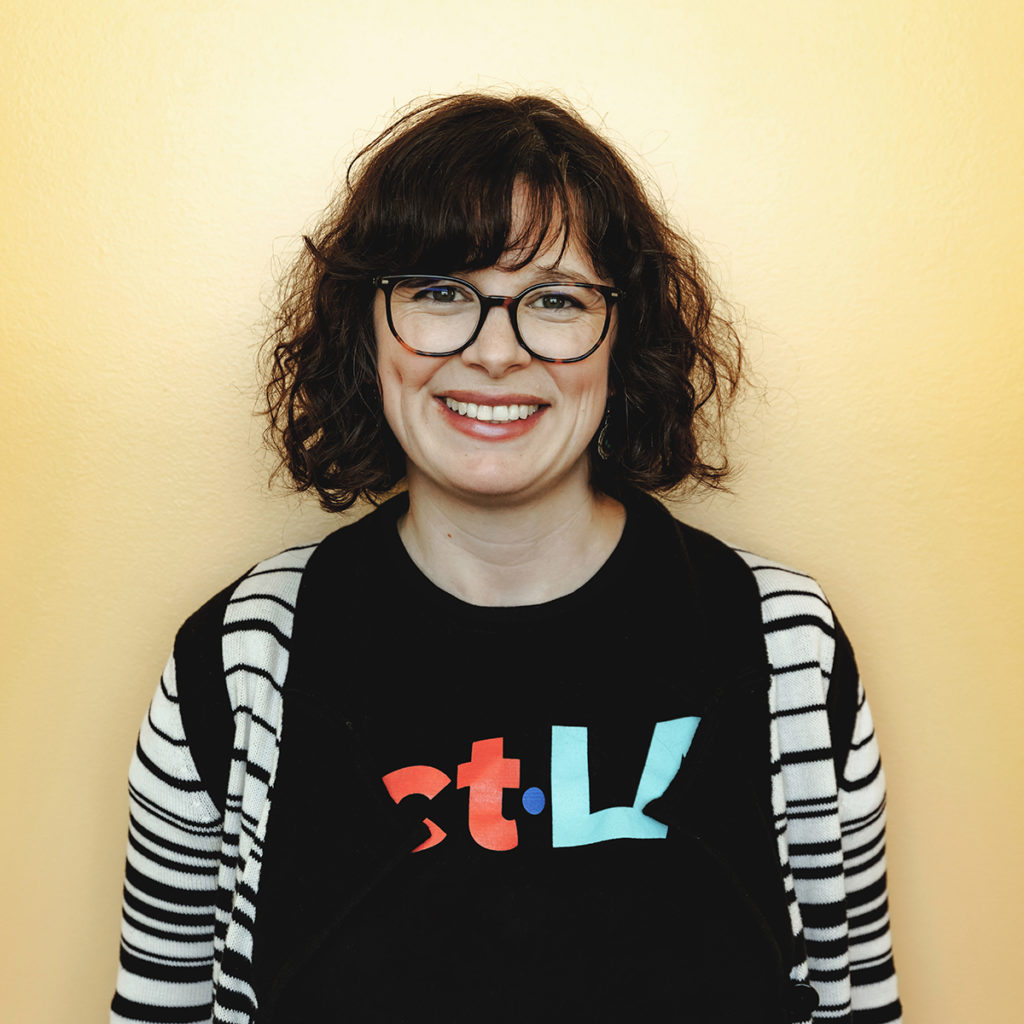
[[430, 176, 576, 274], [344, 97, 609, 277], [365, 164, 576, 275]]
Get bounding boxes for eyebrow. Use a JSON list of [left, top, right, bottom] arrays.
[[532, 261, 579, 277], [495, 261, 601, 284]]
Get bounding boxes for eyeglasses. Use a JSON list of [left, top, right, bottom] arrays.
[[373, 274, 622, 363]]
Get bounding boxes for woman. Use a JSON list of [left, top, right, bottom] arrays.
[[111, 94, 901, 1023]]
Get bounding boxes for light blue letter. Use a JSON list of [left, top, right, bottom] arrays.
[[550, 717, 700, 848]]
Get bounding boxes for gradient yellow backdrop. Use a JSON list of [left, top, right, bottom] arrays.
[[3, 1, 1022, 1020]]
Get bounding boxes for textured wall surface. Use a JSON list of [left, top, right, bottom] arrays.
[[2, 1, 1022, 1019]]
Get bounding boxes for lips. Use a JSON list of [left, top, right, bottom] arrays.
[[436, 393, 547, 439], [443, 397, 541, 422]]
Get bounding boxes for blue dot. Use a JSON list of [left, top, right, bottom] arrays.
[[522, 787, 546, 815]]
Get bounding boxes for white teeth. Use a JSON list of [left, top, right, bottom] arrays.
[[444, 397, 540, 422]]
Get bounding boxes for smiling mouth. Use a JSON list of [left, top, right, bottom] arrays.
[[442, 397, 541, 422]]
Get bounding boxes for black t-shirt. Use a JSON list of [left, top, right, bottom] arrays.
[[229, 493, 797, 1021]]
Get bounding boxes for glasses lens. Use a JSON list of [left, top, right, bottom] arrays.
[[517, 284, 609, 360], [388, 277, 481, 354]]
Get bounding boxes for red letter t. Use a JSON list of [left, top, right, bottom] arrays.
[[456, 736, 520, 851]]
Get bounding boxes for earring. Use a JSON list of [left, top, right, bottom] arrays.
[[597, 406, 612, 461]]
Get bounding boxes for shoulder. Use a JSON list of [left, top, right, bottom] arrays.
[[174, 541, 322, 675], [173, 495, 403, 697], [177, 495, 405, 658], [730, 547, 837, 647], [166, 541, 320, 807], [640, 489, 839, 671], [167, 500, 402, 803], [727, 543, 860, 774], [641, 494, 861, 762], [631, 493, 814, 632]]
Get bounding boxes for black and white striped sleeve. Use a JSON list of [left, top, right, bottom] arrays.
[[739, 548, 901, 1023], [110, 652, 223, 1024], [837, 678, 901, 1021]]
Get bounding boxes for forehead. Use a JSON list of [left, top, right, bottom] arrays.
[[489, 182, 601, 277], [490, 241, 606, 287]]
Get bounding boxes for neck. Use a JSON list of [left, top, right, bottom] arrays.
[[398, 474, 626, 607]]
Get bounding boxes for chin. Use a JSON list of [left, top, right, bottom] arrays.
[[451, 474, 542, 503]]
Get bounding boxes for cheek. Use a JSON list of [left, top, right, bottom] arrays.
[[376, 346, 442, 445], [380, 351, 435, 399], [374, 306, 410, 395], [374, 346, 409, 435], [563, 359, 613, 414]]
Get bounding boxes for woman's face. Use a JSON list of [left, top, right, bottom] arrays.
[[374, 220, 615, 508]]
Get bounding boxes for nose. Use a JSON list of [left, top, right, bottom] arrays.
[[460, 301, 531, 377]]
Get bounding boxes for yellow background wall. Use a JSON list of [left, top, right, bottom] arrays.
[[3, 1, 1021, 1019]]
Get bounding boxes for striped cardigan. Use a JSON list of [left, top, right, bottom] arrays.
[[111, 538, 901, 1024]]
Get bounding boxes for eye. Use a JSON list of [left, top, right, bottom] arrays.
[[529, 289, 584, 311], [523, 285, 604, 322], [416, 285, 458, 302], [405, 279, 474, 304]]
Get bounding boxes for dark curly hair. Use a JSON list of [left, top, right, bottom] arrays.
[[264, 92, 742, 511]]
